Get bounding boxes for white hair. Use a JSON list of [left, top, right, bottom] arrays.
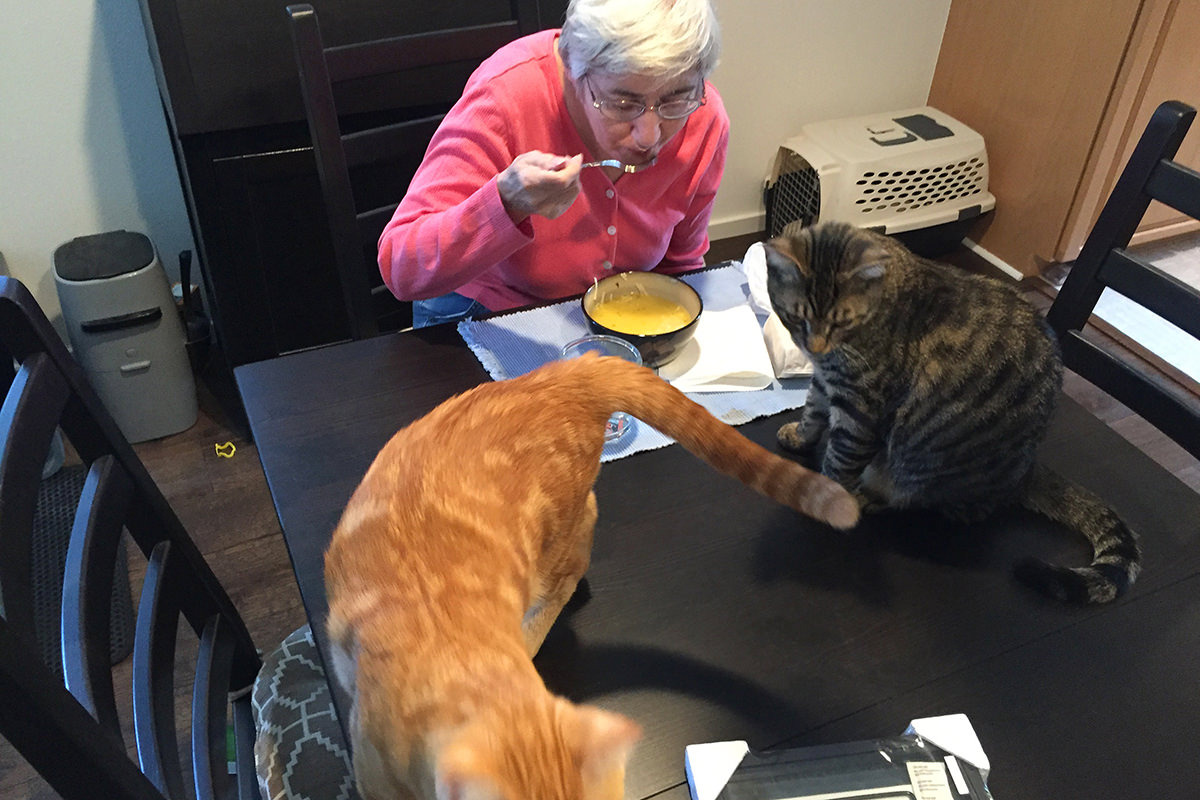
[[558, 0, 721, 81]]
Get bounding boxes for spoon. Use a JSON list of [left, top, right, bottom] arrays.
[[580, 158, 656, 173]]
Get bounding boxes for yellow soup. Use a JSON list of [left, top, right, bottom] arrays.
[[590, 293, 693, 335]]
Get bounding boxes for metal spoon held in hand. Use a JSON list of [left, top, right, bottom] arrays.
[[580, 158, 656, 173]]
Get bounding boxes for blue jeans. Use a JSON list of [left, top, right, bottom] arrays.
[[411, 292, 490, 328]]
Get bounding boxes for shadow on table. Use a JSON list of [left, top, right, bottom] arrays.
[[535, 610, 809, 738], [750, 502, 1093, 606]]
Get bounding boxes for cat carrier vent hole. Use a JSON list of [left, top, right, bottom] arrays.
[[853, 157, 986, 214]]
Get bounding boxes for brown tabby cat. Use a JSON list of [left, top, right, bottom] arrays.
[[324, 353, 858, 800], [763, 220, 1142, 604]]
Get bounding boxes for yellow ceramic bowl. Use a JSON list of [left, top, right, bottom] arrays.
[[581, 271, 703, 368]]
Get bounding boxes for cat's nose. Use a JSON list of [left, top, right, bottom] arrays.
[[806, 334, 831, 354]]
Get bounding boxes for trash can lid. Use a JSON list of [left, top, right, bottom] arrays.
[[53, 230, 155, 282]]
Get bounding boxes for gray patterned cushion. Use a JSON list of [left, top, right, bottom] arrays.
[[252, 624, 355, 800]]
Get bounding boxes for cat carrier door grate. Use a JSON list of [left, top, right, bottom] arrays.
[[764, 106, 995, 239]]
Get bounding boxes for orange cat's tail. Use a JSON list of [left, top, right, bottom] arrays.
[[575, 354, 860, 529]]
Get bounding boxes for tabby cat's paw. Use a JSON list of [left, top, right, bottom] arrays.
[[853, 492, 889, 515], [776, 421, 803, 448], [777, 423, 819, 465]]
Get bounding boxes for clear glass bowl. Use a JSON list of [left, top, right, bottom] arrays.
[[560, 334, 643, 441]]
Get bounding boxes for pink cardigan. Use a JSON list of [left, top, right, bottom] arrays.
[[377, 30, 730, 312]]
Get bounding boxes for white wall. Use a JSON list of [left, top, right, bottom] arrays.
[[709, 0, 952, 239], [0, 0, 948, 323], [0, 0, 196, 325]]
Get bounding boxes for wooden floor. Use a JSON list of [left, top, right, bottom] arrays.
[[3, 235, 1197, 798]]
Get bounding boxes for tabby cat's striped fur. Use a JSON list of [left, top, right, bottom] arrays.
[[763, 221, 1141, 604]]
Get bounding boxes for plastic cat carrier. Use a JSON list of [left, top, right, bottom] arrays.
[[53, 230, 197, 443], [763, 106, 995, 255]]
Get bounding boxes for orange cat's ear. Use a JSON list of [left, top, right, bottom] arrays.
[[571, 704, 642, 777], [436, 766, 503, 800], [436, 738, 503, 800]]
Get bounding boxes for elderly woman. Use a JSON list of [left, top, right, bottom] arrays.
[[378, 0, 728, 327]]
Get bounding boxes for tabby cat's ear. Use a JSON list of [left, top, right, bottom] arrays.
[[852, 246, 890, 282], [853, 261, 886, 282], [763, 237, 809, 279]]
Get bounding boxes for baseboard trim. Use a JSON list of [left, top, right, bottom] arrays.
[[962, 238, 1024, 281], [708, 213, 767, 242]]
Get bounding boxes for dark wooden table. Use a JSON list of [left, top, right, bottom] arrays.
[[235, 321, 1200, 800]]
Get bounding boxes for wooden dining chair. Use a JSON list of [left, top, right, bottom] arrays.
[[1045, 99, 1200, 461], [0, 276, 351, 799], [287, 2, 531, 339]]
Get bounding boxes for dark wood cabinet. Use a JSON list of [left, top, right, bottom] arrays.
[[135, 0, 568, 366]]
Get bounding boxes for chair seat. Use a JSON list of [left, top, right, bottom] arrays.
[[252, 624, 354, 799]]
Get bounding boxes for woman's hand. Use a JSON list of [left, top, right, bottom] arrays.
[[497, 152, 583, 224]]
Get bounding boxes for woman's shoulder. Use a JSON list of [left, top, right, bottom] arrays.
[[457, 30, 561, 113], [449, 30, 564, 143], [472, 29, 561, 84]]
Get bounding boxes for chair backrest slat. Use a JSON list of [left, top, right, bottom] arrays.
[[359, 202, 402, 245], [230, 695, 260, 800], [1058, 332, 1200, 457], [1046, 99, 1200, 461], [1099, 249, 1200, 340], [0, 352, 70, 640], [1146, 159, 1200, 220], [341, 115, 445, 170], [289, 3, 380, 340], [324, 22, 519, 82], [132, 541, 186, 799], [61, 454, 134, 734], [0, 618, 163, 800], [192, 615, 235, 800]]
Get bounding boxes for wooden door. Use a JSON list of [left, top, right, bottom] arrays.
[[928, 0, 1143, 275], [1059, 0, 1200, 260]]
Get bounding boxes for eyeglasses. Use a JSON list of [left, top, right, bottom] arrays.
[[586, 76, 706, 122]]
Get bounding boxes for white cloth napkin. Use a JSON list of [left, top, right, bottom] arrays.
[[658, 303, 775, 392], [740, 242, 813, 378]]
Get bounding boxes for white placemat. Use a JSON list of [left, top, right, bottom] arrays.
[[457, 265, 810, 461]]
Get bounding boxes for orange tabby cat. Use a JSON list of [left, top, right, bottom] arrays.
[[324, 353, 858, 800]]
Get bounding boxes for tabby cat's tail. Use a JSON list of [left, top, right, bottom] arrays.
[[1014, 464, 1142, 603]]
